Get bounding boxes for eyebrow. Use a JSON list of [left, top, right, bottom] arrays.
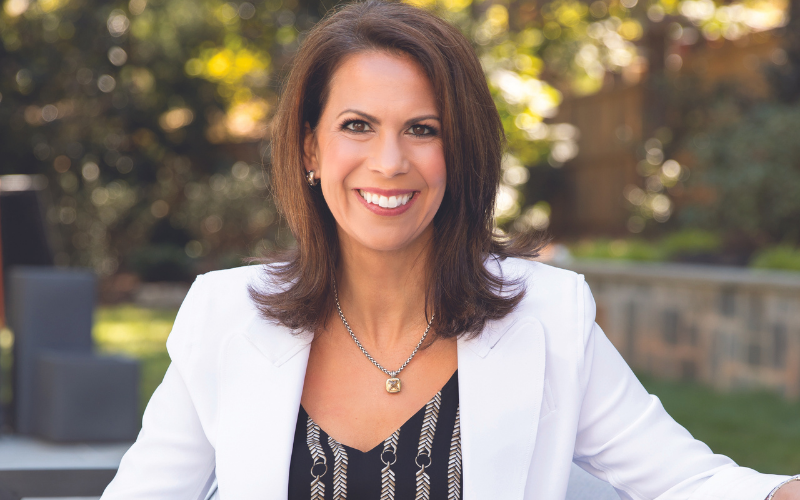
[[336, 109, 441, 128]]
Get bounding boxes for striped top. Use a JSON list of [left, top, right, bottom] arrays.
[[288, 371, 462, 500]]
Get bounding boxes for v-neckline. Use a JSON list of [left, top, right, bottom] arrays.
[[300, 369, 458, 454]]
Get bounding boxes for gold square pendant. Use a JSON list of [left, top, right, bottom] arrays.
[[386, 377, 401, 393]]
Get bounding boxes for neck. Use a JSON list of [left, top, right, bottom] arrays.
[[333, 226, 434, 350]]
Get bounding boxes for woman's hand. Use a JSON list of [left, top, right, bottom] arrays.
[[772, 480, 800, 499]]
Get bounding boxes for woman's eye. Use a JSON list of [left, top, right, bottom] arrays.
[[344, 120, 371, 133], [408, 124, 435, 137]]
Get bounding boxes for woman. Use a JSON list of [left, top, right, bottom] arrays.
[[101, 1, 800, 499]]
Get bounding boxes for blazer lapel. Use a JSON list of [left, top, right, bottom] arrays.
[[213, 308, 546, 500], [215, 314, 312, 500], [458, 315, 546, 500]]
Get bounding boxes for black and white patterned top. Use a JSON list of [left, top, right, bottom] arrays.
[[288, 371, 462, 500]]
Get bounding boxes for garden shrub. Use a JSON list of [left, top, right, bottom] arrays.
[[127, 244, 193, 282], [660, 229, 723, 260], [750, 245, 800, 272], [570, 238, 662, 262], [687, 103, 800, 243]]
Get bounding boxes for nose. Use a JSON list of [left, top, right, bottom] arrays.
[[370, 134, 408, 178]]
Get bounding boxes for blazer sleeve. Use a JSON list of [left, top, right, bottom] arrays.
[[572, 280, 787, 500], [101, 276, 216, 500]]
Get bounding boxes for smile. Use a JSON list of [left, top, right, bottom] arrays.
[[358, 190, 414, 209]]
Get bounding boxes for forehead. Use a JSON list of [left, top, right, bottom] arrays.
[[324, 51, 438, 115]]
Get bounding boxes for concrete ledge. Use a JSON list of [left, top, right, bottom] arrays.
[[0, 436, 130, 470], [133, 282, 191, 309], [568, 260, 800, 291], [565, 260, 800, 398], [0, 437, 130, 498]]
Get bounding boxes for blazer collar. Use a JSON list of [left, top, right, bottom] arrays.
[[242, 313, 313, 366], [458, 316, 546, 500], [215, 316, 312, 499], [224, 310, 546, 500]]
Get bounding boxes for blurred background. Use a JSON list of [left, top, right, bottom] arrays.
[[1, 0, 800, 495]]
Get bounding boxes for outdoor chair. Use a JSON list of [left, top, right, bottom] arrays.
[[7, 266, 139, 441]]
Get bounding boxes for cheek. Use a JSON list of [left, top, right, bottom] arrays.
[[419, 147, 447, 193], [318, 137, 364, 181]]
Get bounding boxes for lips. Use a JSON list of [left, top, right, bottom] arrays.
[[354, 188, 418, 216]]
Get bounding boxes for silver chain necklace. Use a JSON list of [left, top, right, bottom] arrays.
[[333, 280, 434, 394]]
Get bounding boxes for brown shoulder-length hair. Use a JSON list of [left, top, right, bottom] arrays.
[[251, 0, 546, 339]]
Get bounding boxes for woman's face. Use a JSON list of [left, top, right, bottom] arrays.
[[305, 51, 446, 254]]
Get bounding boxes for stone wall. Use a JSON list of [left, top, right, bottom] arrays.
[[569, 261, 800, 398]]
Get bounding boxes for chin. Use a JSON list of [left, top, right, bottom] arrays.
[[356, 236, 417, 253], [346, 226, 426, 253]]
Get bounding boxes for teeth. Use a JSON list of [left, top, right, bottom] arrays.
[[359, 190, 413, 208]]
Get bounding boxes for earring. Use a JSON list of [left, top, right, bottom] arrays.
[[306, 170, 319, 187]]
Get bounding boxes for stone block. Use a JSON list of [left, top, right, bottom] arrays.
[[36, 352, 139, 442], [6, 266, 95, 434], [662, 309, 680, 345]]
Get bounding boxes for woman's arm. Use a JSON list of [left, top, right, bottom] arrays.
[[771, 478, 800, 499], [101, 364, 216, 499], [101, 276, 216, 499], [573, 281, 790, 500]]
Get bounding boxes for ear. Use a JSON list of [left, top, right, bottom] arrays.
[[303, 123, 319, 175]]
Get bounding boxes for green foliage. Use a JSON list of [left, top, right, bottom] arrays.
[[569, 230, 724, 263], [0, 0, 283, 275], [686, 103, 800, 243], [750, 245, 800, 272], [127, 243, 193, 281], [659, 229, 722, 259], [570, 238, 663, 261], [1, 0, 791, 279], [570, 233, 800, 270], [453, 0, 646, 223]]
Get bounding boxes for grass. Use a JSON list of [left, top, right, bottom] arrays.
[[93, 306, 177, 422], [637, 373, 800, 475], [92, 306, 800, 474]]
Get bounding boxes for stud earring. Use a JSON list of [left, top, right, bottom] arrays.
[[306, 170, 319, 187]]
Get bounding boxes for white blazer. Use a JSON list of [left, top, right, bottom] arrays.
[[101, 258, 787, 500]]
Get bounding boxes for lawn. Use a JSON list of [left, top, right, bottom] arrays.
[[94, 306, 800, 475], [93, 306, 176, 420], [637, 373, 800, 475]]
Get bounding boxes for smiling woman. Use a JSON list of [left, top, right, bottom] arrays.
[[306, 51, 447, 253], [100, 2, 800, 500], [257, 1, 545, 345]]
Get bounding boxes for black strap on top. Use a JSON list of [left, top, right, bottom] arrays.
[[288, 371, 462, 500]]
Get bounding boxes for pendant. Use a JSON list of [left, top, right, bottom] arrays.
[[386, 377, 401, 393]]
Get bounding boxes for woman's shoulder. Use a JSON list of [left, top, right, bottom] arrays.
[[165, 264, 276, 360], [197, 262, 271, 289], [494, 257, 589, 307], [494, 257, 594, 350], [191, 263, 283, 308]]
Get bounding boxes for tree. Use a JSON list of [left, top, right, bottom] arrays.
[[0, 0, 789, 277], [0, 0, 288, 277]]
